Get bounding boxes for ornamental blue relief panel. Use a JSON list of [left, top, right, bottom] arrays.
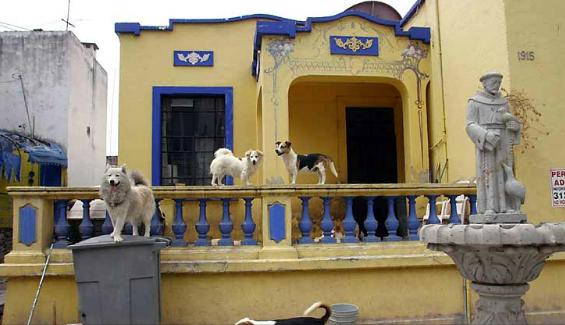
[[269, 202, 285, 243], [174, 51, 214, 66], [330, 36, 379, 56], [19, 204, 37, 246]]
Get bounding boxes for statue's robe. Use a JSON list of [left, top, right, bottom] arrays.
[[466, 91, 520, 214]]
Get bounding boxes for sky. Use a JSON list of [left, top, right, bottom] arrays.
[[1, 0, 415, 155]]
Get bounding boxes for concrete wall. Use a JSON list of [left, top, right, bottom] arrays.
[[0, 31, 107, 186], [0, 32, 70, 146], [67, 36, 108, 186]]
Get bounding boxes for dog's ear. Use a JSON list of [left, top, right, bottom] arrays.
[[285, 141, 291, 147], [105, 163, 111, 171], [275, 141, 281, 146], [120, 164, 127, 173], [245, 150, 252, 157], [257, 150, 264, 157]]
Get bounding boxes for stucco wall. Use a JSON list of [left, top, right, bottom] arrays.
[[503, 0, 565, 222], [407, 0, 565, 221], [402, 0, 448, 183], [118, 20, 259, 180], [435, 0, 512, 183], [258, 17, 431, 184], [289, 81, 404, 184]]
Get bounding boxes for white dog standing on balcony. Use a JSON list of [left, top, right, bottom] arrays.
[[210, 148, 263, 186], [100, 165, 155, 242], [275, 141, 339, 184]]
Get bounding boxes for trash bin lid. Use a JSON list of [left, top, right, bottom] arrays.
[[69, 235, 163, 250]]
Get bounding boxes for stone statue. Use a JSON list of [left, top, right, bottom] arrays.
[[466, 72, 524, 216], [421, 71, 565, 325]]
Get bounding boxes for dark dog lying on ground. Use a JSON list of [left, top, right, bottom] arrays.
[[234, 301, 331, 325]]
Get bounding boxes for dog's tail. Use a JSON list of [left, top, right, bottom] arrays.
[[327, 159, 339, 181], [214, 148, 233, 158], [130, 170, 150, 186], [303, 301, 331, 323]]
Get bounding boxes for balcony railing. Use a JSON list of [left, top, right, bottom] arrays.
[[7, 184, 476, 253]]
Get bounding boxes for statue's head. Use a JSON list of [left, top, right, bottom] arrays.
[[480, 71, 503, 95]]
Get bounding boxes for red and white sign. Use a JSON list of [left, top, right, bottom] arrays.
[[551, 168, 565, 207]]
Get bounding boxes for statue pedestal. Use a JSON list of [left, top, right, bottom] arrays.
[[472, 283, 529, 325], [469, 213, 527, 224], [421, 222, 565, 325]]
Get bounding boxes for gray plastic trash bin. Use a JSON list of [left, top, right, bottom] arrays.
[[69, 235, 167, 325]]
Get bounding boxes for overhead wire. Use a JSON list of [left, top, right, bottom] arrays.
[[0, 21, 31, 31]]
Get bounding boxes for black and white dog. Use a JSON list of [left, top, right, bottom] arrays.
[[275, 141, 338, 184], [234, 301, 331, 325]]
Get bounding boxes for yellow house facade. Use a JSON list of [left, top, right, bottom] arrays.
[[116, 0, 565, 222], [2, 1, 565, 324], [117, 7, 432, 188]]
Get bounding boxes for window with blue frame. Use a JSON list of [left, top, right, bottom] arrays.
[[160, 96, 225, 185]]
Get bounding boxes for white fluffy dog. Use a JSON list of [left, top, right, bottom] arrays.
[[210, 148, 263, 186], [99, 165, 155, 242]]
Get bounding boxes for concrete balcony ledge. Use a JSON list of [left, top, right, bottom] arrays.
[[4, 241, 565, 278], [0, 241, 458, 277]]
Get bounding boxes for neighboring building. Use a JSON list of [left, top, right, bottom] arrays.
[[0, 31, 107, 187]]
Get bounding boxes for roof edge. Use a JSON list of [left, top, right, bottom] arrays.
[[115, 14, 298, 36], [400, 0, 426, 27]]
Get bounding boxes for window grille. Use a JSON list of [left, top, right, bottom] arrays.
[[160, 96, 225, 185]]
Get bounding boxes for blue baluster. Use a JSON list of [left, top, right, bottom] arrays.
[[426, 195, 441, 224], [363, 197, 379, 242], [407, 195, 420, 240], [123, 222, 133, 235], [384, 197, 402, 241], [241, 198, 257, 245], [469, 194, 478, 216], [79, 199, 93, 240], [298, 197, 313, 244], [195, 199, 211, 246], [101, 210, 113, 235], [319, 197, 336, 244], [218, 199, 234, 246], [448, 195, 461, 224], [53, 200, 70, 248], [150, 199, 163, 236], [171, 199, 187, 246], [342, 197, 359, 243]]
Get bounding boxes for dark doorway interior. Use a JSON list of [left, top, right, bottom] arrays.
[[40, 165, 62, 186], [346, 107, 403, 239]]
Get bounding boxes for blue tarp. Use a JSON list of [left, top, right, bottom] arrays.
[[26, 143, 67, 167], [0, 131, 67, 182], [1, 151, 21, 181]]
